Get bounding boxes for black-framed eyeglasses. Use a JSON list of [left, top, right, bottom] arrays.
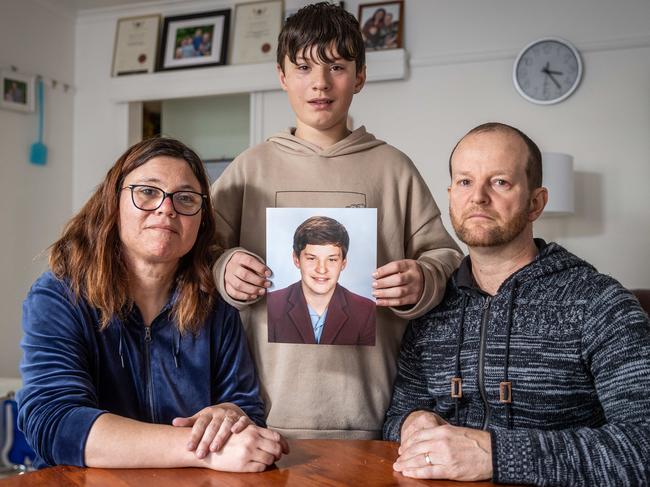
[[121, 184, 206, 216]]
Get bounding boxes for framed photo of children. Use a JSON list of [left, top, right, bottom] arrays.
[[0, 71, 35, 113], [266, 208, 377, 347], [358, 1, 404, 51], [157, 9, 230, 71]]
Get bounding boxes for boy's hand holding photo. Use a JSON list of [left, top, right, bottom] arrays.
[[372, 259, 424, 307]]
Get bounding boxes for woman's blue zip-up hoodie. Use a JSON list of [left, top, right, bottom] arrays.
[[17, 271, 265, 469]]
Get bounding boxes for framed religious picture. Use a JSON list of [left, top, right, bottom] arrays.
[[0, 71, 35, 112], [231, 0, 283, 65], [358, 1, 404, 51], [266, 208, 377, 346], [111, 14, 161, 76], [157, 9, 230, 71]]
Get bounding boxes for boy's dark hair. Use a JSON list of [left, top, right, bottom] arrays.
[[293, 216, 350, 259], [277, 2, 365, 73], [449, 122, 543, 191]]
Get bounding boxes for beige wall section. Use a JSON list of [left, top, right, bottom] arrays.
[[0, 1, 75, 377]]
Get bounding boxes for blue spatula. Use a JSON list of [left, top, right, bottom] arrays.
[[29, 77, 47, 165]]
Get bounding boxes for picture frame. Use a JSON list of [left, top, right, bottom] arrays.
[[157, 9, 230, 72], [0, 71, 35, 113], [111, 14, 161, 76], [358, 1, 404, 51], [231, 0, 283, 65]]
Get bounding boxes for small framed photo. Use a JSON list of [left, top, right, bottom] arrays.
[[158, 9, 230, 72], [358, 1, 404, 51], [0, 71, 35, 112], [112, 14, 161, 76]]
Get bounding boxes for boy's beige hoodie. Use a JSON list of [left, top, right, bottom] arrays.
[[211, 127, 462, 438]]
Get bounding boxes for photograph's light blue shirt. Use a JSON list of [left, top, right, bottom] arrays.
[[307, 304, 328, 343]]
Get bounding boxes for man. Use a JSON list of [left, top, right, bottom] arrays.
[[383, 122, 650, 486], [267, 216, 375, 346]]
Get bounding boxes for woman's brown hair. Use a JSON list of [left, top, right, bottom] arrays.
[[49, 137, 219, 333]]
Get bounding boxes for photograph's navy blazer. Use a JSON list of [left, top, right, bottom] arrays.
[[267, 282, 376, 345]]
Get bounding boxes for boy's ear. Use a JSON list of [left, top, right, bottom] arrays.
[[277, 63, 288, 92], [292, 250, 301, 268], [354, 65, 367, 94]]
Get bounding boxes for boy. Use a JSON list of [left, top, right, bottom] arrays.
[[267, 216, 376, 346], [211, 2, 462, 439]]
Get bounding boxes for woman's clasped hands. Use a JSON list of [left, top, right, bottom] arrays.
[[173, 404, 289, 472]]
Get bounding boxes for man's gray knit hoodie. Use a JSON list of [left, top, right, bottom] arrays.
[[384, 240, 650, 486]]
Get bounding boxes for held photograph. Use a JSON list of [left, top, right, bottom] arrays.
[[266, 208, 377, 346], [158, 9, 230, 71], [0, 71, 35, 112], [358, 1, 404, 51]]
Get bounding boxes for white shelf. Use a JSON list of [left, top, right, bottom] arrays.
[[109, 49, 408, 103]]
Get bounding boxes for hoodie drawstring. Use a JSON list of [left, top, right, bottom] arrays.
[[118, 321, 125, 369], [172, 329, 181, 368], [500, 280, 517, 429], [451, 295, 469, 426]]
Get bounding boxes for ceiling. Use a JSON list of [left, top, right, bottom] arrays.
[[53, 0, 163, 13]]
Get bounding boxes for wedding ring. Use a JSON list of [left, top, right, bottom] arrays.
[[424, 452, 432, 465]]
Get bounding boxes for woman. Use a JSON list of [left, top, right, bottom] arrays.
[[17, 138, 287, 471]]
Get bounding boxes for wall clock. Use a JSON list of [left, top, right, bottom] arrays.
[[513, 37, 583, 105]]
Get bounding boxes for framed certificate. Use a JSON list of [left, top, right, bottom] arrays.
[[111, 14, 161, 76], [157, 10, 230, 71], [231, 0, 283, 65]]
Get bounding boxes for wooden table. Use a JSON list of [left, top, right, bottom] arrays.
[[0, 439, 503, 486]]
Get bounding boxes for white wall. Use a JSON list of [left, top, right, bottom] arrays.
[[71, 0, 650, 333], [0, 0, 75, 377]]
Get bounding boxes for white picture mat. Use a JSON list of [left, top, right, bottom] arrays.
[[266, 208, 377, 300], [164, 16, 225, 67]]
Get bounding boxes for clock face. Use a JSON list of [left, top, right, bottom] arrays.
[[513, 38, 582, 105]]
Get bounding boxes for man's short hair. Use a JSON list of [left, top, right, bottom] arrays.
[[277, 2, 365, 73], [448, 122, 543, 190], [293, 216, 350, 259]]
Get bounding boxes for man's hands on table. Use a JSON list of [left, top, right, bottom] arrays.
[[395, 410, 493, 481]]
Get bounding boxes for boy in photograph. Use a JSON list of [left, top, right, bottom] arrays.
[[211, 2, 462, 439], [267, 216, 375, 346]]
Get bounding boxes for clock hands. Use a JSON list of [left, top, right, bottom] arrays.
[[541, 62, 563, 90]]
